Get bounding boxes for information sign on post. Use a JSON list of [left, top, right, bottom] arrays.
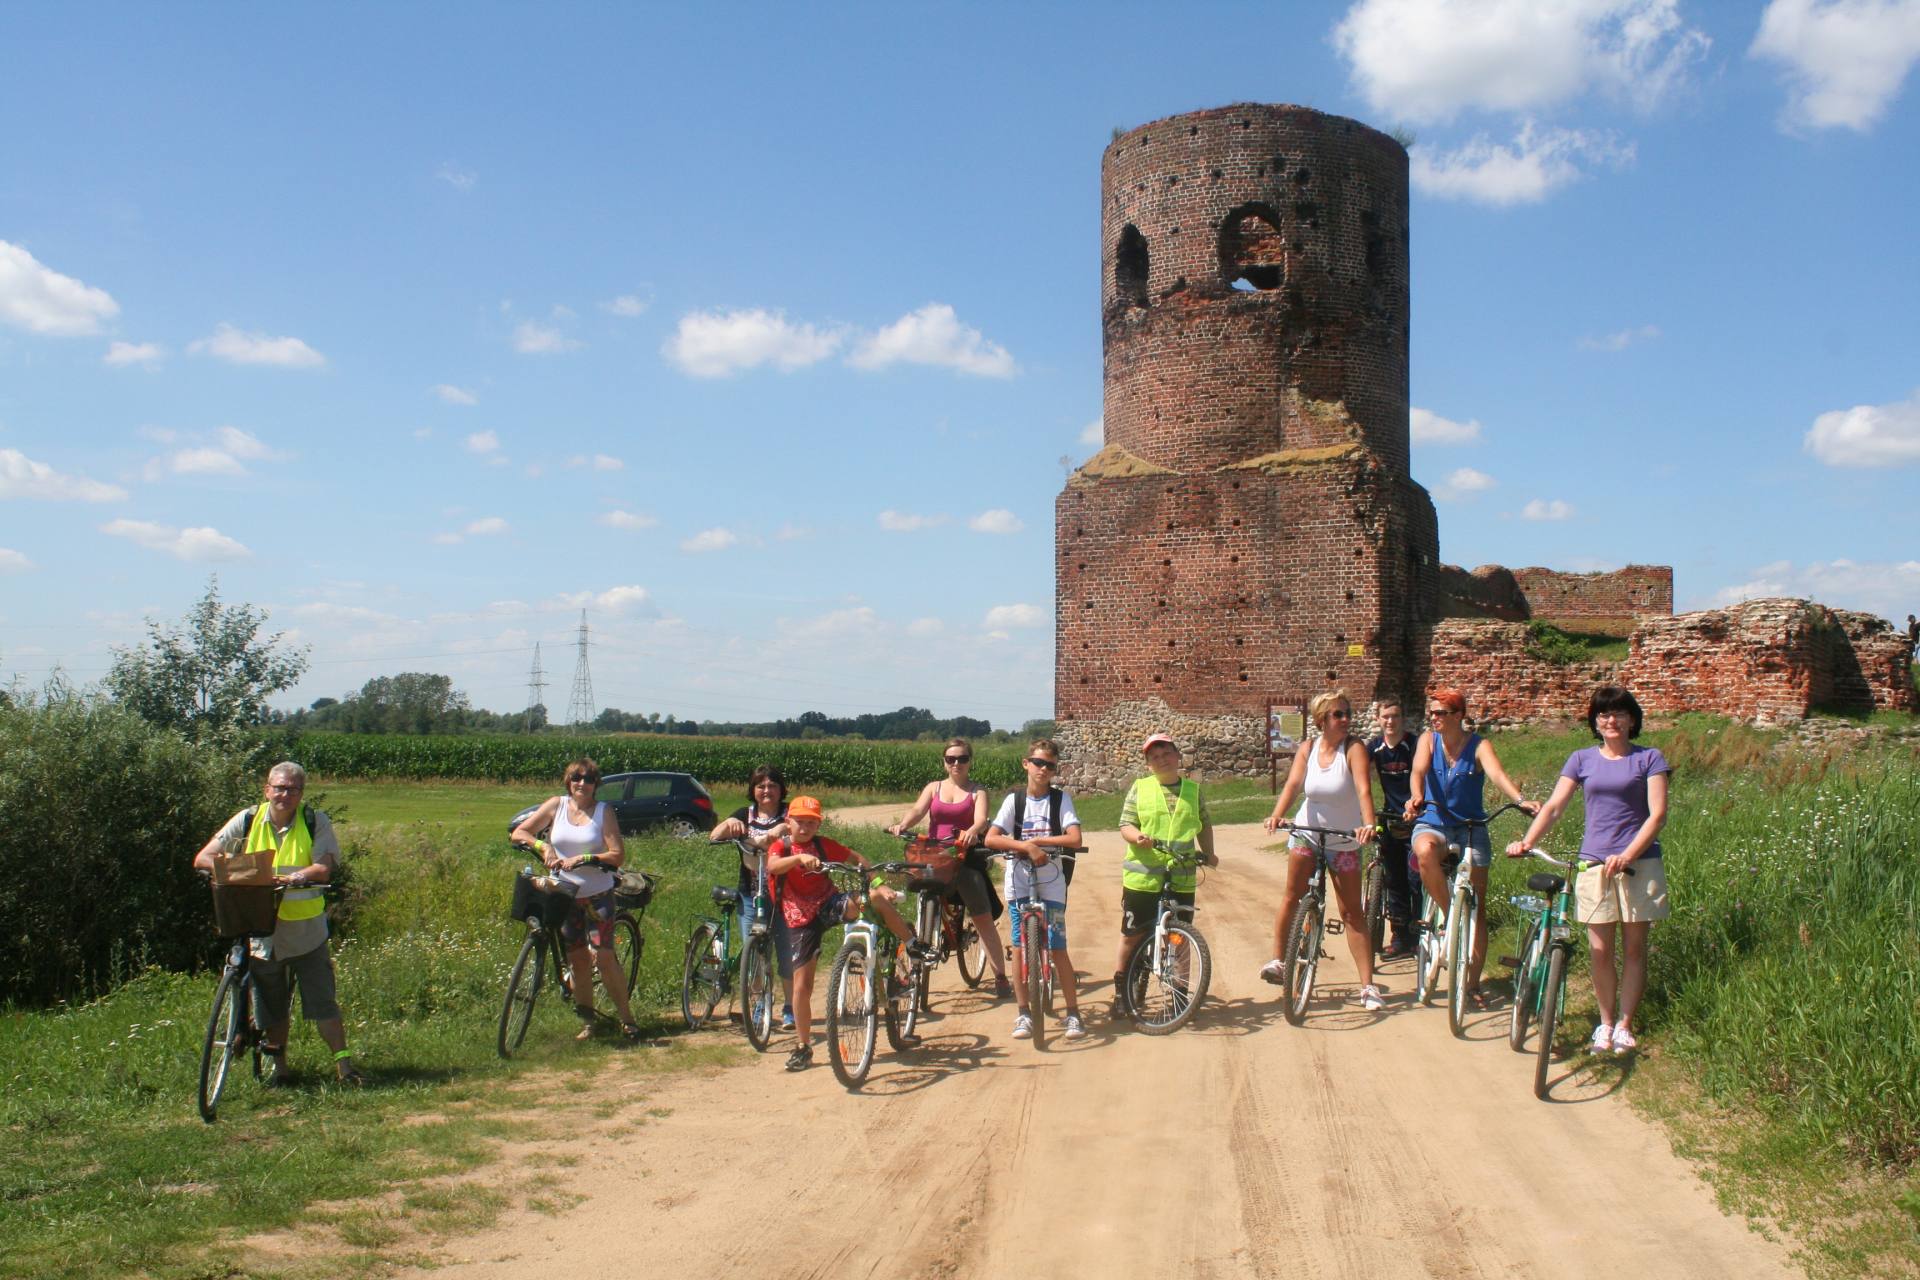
[[1266, 701, 1305, 794]]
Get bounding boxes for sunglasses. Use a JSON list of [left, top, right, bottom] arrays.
[[944, 755, 971, 765], [1426, 708, 1455, 717], [1024, 757, 1058, 769], [567, 774, 597, 785], [1325, 709, 1351, 720]]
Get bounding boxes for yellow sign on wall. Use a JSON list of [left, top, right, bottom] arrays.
[[1347, 643, 1365, 656]]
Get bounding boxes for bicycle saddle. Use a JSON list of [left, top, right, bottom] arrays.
[[710, 886, 742, 908], [1526, 872, 1565, 895]]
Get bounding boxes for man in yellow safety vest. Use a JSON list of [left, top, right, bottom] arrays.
[[194, 761, 363, 1085]]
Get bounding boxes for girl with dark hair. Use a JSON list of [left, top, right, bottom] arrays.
[[711, 764, 797, 1029], [1508, 685, 1671, 1054]]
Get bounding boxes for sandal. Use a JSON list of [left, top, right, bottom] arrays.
[[621, 1021, 644, 1043], [334, 1062, 366, 1086], [574, 1006, 598, 1040], [1466, 986, 1494, 1011]]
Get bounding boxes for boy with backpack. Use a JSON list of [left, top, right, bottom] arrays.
[[984, 739, 1086, 1042]]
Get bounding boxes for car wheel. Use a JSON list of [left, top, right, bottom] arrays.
[[666, 816, 701, 840]]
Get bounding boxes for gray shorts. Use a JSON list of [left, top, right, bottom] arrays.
[[250, 942, 341, 1026]]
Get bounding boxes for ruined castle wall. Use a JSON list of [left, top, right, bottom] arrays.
[[1511, 566, 1673, 635], [1419, 620, 1618, 729]]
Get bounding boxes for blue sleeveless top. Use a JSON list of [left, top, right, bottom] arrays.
[[1420, 731, 1486, 824]]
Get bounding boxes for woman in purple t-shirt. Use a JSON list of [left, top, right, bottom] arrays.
[[1507, 686, 1671, 1055]]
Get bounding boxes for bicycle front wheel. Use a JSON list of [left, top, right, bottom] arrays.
[[1363, 856, 1386, 957], [1023, 918, 1047, 1049], [1127, 921, 1211, 1035], [956, 907, 988, 989], [497, 931, 546, 1059], [198, 967, 245, 1122], [681, 921, 724, 1030], [825, 942, 877, 1089], [741, 932, 776, 1051], [1447, 884, 1473, 1038], [1508, 918, 1542, 1053], [1533, 945, 1568, 1100], [884, 941, 917, 1052], [612, 914, 642, 999], [1415, 909, 1442, 1006], [1281, 899, 1324, 1027]]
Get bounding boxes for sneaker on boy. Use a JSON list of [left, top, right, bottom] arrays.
[[984, 740, 1085, 1039]]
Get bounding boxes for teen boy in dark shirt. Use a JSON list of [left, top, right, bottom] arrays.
[[1366, 701, 1417, 957]]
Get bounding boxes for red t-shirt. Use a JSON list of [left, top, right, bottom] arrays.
[[770, 834, 855, 927]]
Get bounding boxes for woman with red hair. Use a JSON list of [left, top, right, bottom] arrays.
[[1405, 689, 1536, 1008]]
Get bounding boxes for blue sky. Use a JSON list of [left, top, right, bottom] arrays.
[[3, 1, 1917, 728]]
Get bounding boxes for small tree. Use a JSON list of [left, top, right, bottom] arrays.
[[104, 576, 309, 735]]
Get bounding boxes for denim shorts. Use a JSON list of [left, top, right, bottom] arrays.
[[1008, 898, 1067, 950], [1412, 820, 1492, 868]]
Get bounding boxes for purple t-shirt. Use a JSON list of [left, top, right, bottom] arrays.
[[1561, 745, 1670, 863]]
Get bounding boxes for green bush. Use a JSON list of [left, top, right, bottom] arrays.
[[290, 730, 1025, 791], [0, 696, 256, 1005]]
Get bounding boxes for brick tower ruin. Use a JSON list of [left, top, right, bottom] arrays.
[[1056, 103, 1438, 786]]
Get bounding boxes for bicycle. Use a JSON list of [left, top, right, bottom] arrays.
[[1361, 818, 1415, 957], [992, 848, 1084, 1049], [196, 874, 292, 1122], [896, 833, 991, 1031], [1503, 847, 1635, 1099], [1270, 823, 1363, 1027], [1121, 841, 1213, 1035], [817, 859, 918, 1089], [1411, 802, 1529, 1037], [497, 858, 654, 1058], [681, 838, 779, 1051]]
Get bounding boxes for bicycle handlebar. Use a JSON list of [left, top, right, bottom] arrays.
[[1275, 821, 1368, 840], [991, 847, 1084, 862]]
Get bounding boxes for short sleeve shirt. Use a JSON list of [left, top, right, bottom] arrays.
[[990, 789, 1081, 905], [1561, 745, 1671, 863], [1366, 735, 1415, 814], [215, 806, 339, 959], [770, 835, 855, 927]]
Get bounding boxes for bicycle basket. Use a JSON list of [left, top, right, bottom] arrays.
[[211, 883, 280, 939], [905, 848, 960, 894], [509, 874, 576, 930], [612, 870, 656, 910]]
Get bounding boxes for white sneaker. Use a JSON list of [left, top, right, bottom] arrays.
[[1258, 958, 1286, 984], [1359, 984, 1385, 1011], [1012, 1013, 1033, 1040], [1062, 1014, 1087, 1041], [1589, 1023, 1615, 1054]]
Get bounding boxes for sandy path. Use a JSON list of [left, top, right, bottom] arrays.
[[418, 823, 1794, 1278]]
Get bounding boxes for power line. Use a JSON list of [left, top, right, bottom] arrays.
[[564, 611, 595, 728], [523, 642, 547, 733]]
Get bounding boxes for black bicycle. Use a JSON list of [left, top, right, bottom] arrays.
[[682, 838, 779, 1051], [1122, 842, 1212, 1034], [497, 859, 654, 1058], [1272, 823, 1366, 1027], [197, 875, 283, 1122]]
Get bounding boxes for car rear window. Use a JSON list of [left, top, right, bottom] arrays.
[[631, 776, 672, 800]]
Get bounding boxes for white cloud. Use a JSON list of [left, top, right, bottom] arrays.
[[0, 547, 32, 574], [1433, 466, 1497, 501], [0, 240, 119, 336], [878, 509, 948, 532], [565, 453, 623, 471], [1080, 418, 1104, 446], [1520, 498, 1576, 520], [847, 304, 1017, 378], [0, 448, 128, 502], [513, 320, 583, 354], [432, 383, 479, 406], [1333, 0, 1711, 124], [1709, 557, 1920, 621], [435, 161, 477, 192], [216, 426, 272, 460], [968, 508, 1025, 534], [1409, 407, 1483, 445], [680, 527, 741, 553], [598, 509, 658, 531], [1411, 123, 1634, 205], [150, 447, 245, 479], [464, 430, 501, 455], [1579, 323, 1662, 351], [1751, 0, 1920, 132], [776, 523, 810, 541], [603, 294, 649, 317], [663, 308, 844, 377], [906, 617, 945, 637], [104, 341, 164, 367], [465, 516, 508, 536], [188, 323, 326, 368], [984, 603, 1046, 629], [595, 585, 652, 613], [1803, 390, 1920, 466], [100, 519, 250, 561]]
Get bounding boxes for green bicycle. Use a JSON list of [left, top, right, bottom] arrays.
[[1504, 847, 1634, 1098]]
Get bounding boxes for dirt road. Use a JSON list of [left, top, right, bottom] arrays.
[[422, 820, 1794, 1278]]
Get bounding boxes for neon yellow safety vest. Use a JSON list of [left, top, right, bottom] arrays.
[[1122, 777, 1202, 893], [246, 805, 324, 922]]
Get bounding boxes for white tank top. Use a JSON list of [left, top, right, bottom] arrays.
[[1293, 738, 1363, 852], [550, 799, 617, 897]]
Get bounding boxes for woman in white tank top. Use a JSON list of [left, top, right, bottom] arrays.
[[509, 758, 643, 1041], [1259, 691, 1384, 1010]]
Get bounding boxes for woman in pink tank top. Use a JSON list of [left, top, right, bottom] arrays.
[[887, 737, 1011, 993]]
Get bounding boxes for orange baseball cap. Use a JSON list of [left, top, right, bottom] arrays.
[[788, 796, 824, 820], [1142, 733, 1179, 754]]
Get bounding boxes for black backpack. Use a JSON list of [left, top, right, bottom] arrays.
[[1009, 787, 1073, 886], [243, 803, 318, 836]]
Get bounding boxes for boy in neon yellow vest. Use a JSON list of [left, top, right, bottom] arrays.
[[1113, 734, 1217, 1017], [194, 762, 362, 1085]]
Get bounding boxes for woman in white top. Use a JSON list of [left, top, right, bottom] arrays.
[[510, 758, 643, 1041], [1260, 690, 1383, 1009]]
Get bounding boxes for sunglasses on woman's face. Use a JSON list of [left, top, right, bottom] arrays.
[[567, 774, 596, 785], [1326, 709, 1351, 720], [944, 755, 971, 765], [1025, 757, 1057, 769]]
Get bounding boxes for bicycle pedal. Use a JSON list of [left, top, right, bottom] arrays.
[[1325, 920, 1345, 935], [1499, 955, 1523, 968]]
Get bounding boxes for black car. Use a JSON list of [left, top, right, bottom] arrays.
[[507, 771, 716, 841]]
